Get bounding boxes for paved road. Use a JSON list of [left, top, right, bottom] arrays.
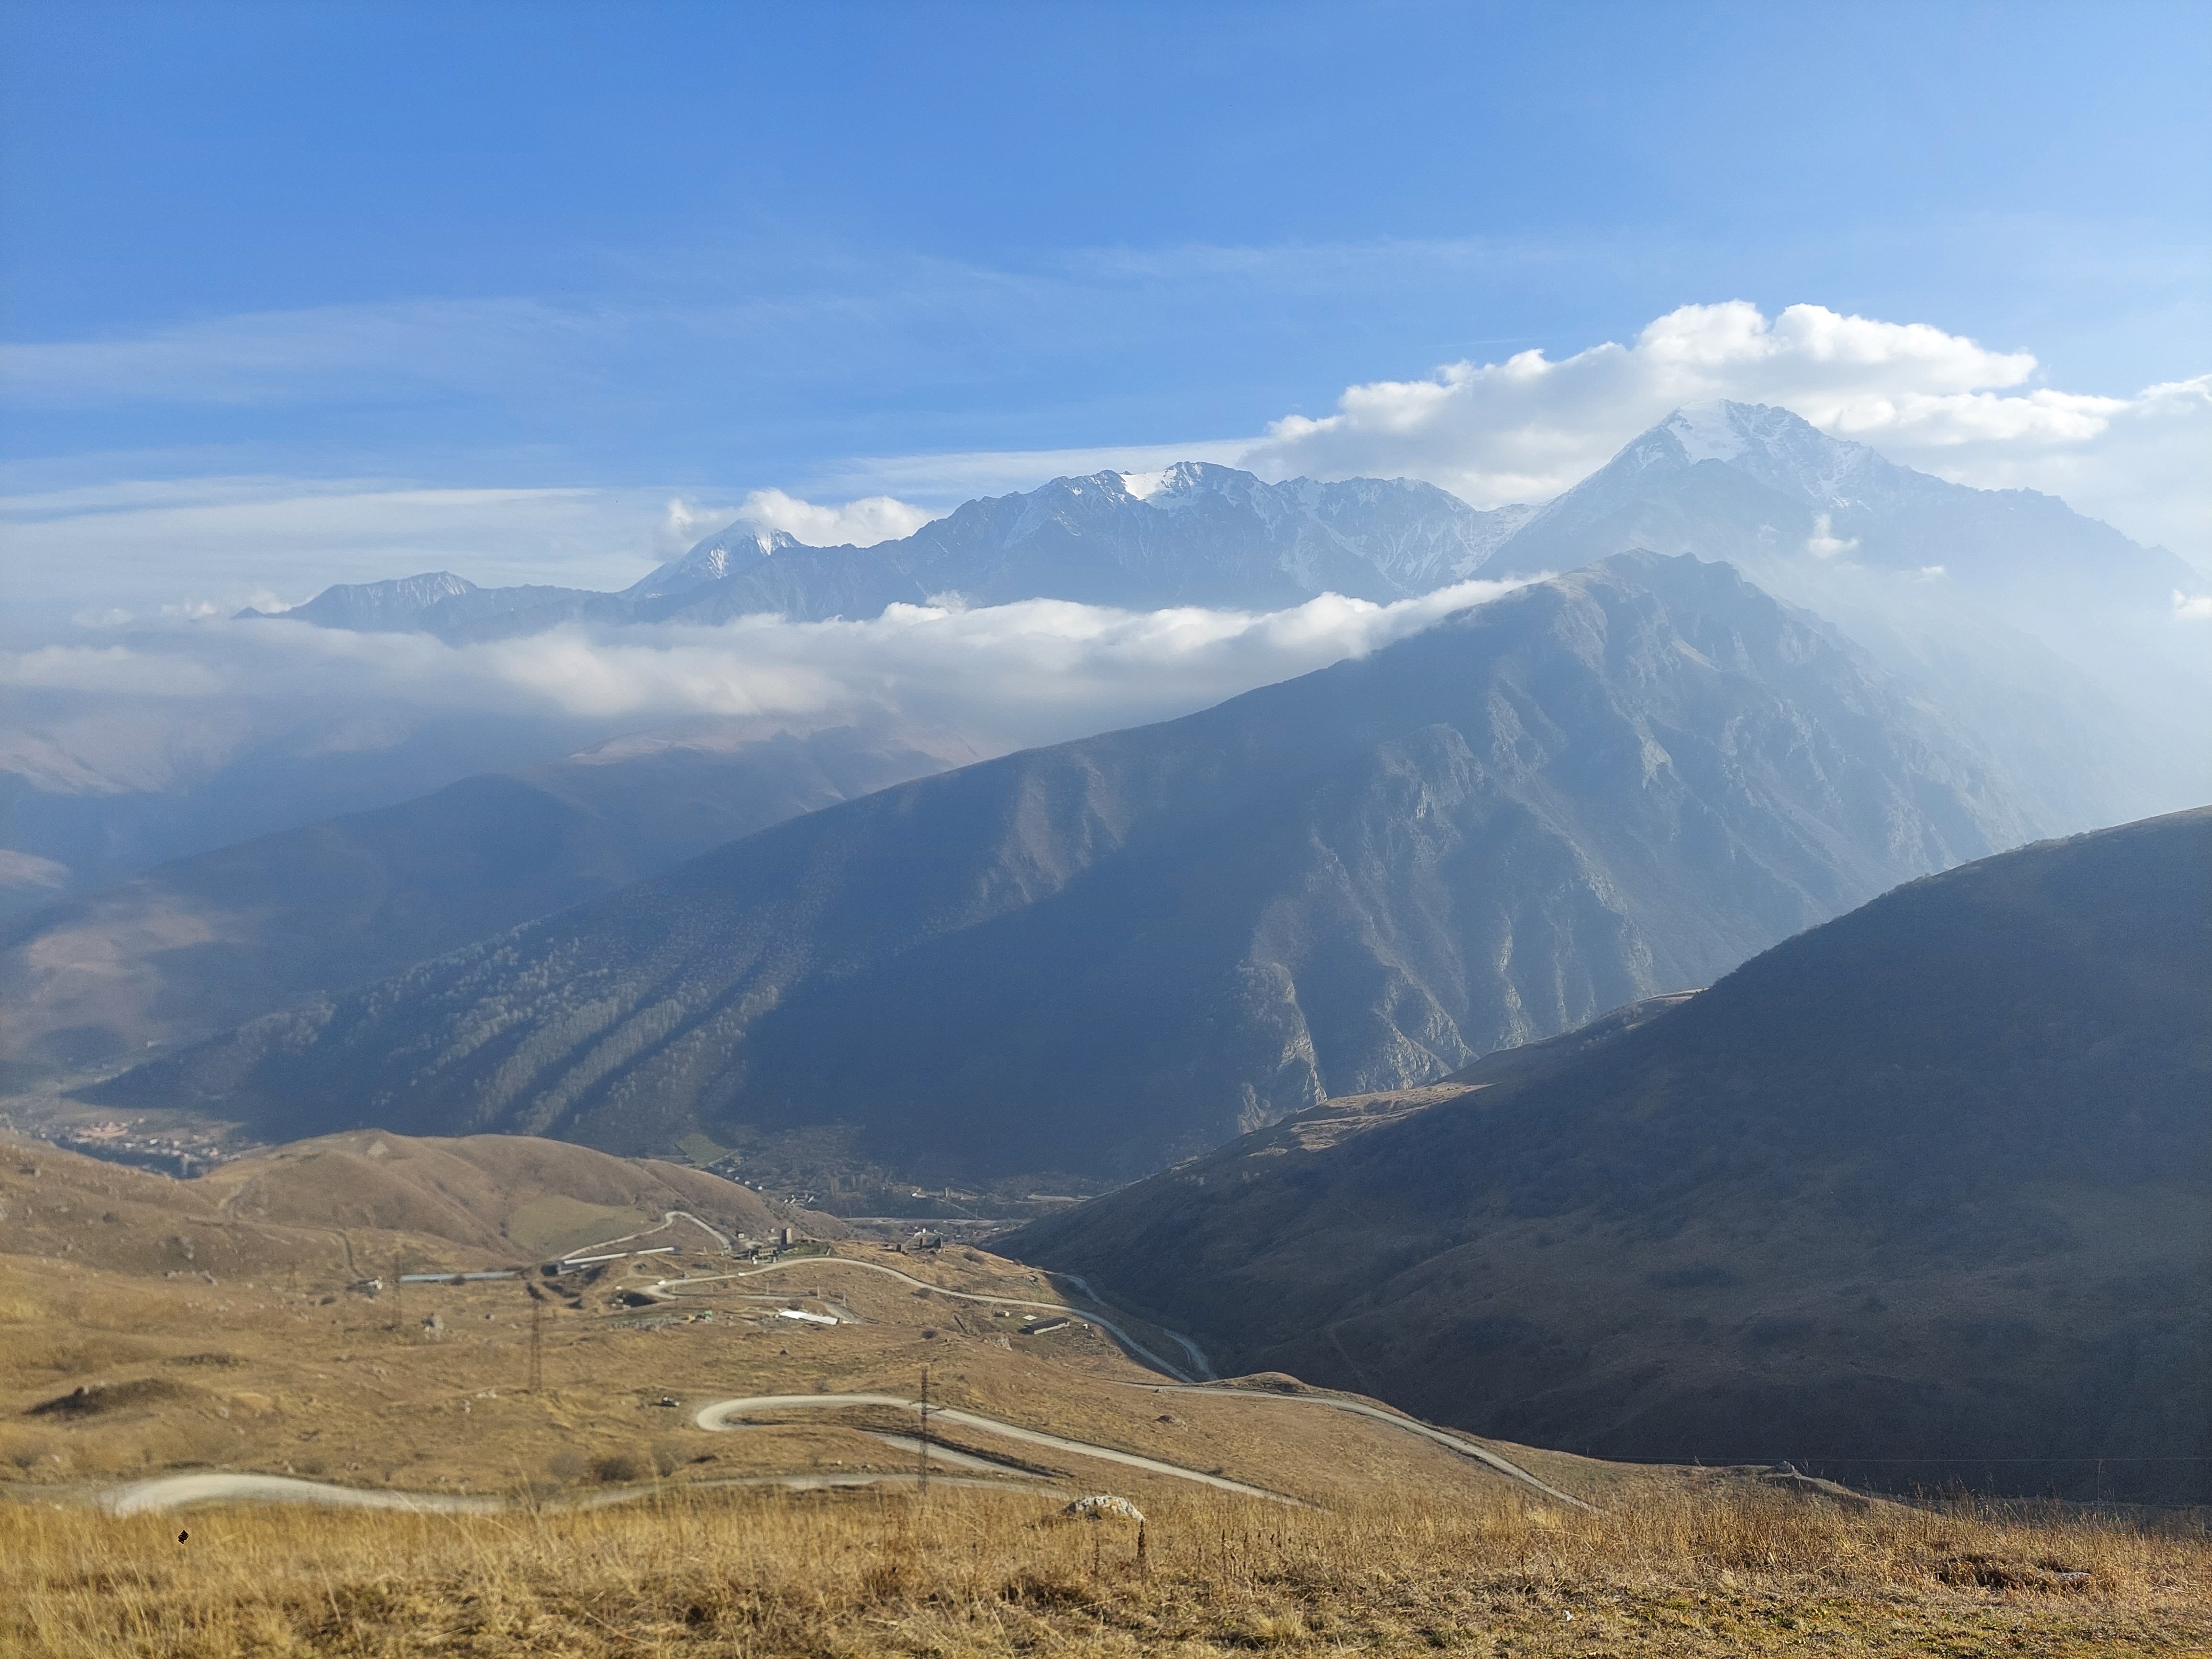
[[1129, 1383, 1595, 1511], [723, 1257, 1205, 1382], [694, 1393, 1298, 1503]]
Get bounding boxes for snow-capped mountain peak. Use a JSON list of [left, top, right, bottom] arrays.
[[1662, 401, 1755, 464], [626, 526, 798, 600], [1648, 401, 1894, 508]]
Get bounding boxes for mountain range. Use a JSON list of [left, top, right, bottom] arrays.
[[1004, 807, 2212, 1501], [249, 403, 2197, 660], [96, 551, 2036, 1179], [12, 402, 2201, 1133], [226, 401, 2205, 828], [245, 465, 1534, 640], [14, 400, 2189, 921]]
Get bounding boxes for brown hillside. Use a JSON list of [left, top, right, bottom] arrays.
[[0, 1130, 832, 1283], [197, 1131, 819, 1259]]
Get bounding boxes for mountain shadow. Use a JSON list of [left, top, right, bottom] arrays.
[[1004, 807, 2212, 1501]]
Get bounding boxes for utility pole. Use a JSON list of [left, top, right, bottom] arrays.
[[529, 1297, 544, 1393], [917, 1366, 929, 1496], [392, 1250, 404, 1332]]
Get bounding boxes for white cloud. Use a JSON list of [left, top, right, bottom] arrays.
[[1805, 513, 1859, 560], [1229, 302, 2206, 559], [3, 644, 229, 697], [2173, 590, 2212, 621], [730, 487, 934, 547], [1, 579, 1537, 779]]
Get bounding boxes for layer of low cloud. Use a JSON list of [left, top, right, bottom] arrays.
[[1, 578, 1534, 798]]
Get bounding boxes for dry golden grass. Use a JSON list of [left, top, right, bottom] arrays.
[[5, 1483, 2207, 1657]]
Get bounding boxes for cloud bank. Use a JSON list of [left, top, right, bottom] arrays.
[[1235, 302, 2208, 559], [3, 578, 1536, 796]]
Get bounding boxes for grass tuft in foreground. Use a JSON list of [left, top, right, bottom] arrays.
[[6, 1484, 2207, 1657]]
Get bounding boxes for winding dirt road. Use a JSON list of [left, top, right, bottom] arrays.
[[97, 1469, 1062, 1515], [694, 1394, 1298, 1503], [1129, 1383, 1595, 1510], [700, 1260, 1584, 1507], [102, 1474, 502, 1516]]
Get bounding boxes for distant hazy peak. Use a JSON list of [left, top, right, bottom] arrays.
[[310, 571, 476, 606], [1631, 401, 1896, 507], [239, 571, 478, 627], [627, 526, 801, 600]]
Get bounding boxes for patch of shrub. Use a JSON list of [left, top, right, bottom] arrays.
[[589, 1451, 646, 1483]]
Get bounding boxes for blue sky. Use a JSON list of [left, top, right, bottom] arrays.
[[3, 0, 2207, 603]]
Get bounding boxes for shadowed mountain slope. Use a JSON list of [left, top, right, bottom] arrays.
[[1, 723, 963, 1079], [97, 554, 2037, 1180], [1004, 807, 2212, 1500]]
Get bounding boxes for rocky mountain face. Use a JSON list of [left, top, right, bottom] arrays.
[[1003, 807, 2212, 1501], [644, 463, 1527, 619], [249, 465, 1530, 640], [99, 553, 2035, 1180], [1, 721, 964, 1080]]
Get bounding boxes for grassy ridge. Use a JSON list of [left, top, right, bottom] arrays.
[[8, 1485, 2206, 1657]]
